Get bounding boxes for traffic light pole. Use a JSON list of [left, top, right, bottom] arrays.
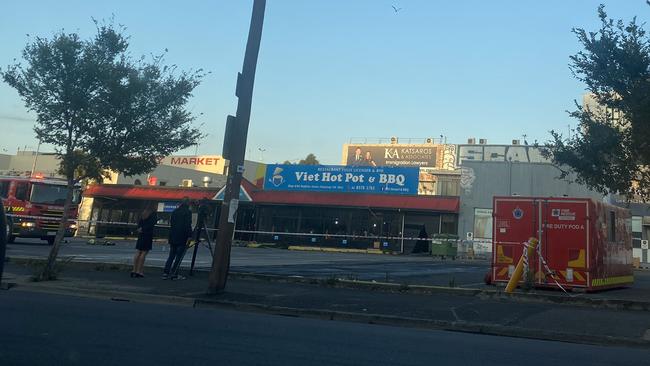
[[208, 0, 266, 294]]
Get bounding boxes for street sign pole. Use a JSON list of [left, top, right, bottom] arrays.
[[208, 0, 266, 294]]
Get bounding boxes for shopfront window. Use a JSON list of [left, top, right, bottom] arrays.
[[440, 214, 458, 234], [473, 208, 492, 239], [349, 210, 370, 236], [632, 216, 642, 233], [257, 206, 300, 233]]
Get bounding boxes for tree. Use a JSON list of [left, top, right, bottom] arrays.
[[546, 5, 650, 200], [298, 153, 320, 165], [1, 21, 204, 279]]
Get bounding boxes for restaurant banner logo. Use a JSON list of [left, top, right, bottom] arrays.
[[264, 164, 419, 195], [345, 145, 437, 167]]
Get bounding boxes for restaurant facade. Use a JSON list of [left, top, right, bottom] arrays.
[[79, 163, 460, 253]]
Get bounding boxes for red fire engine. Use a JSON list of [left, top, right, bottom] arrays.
[[1, 176, 79, 245], [491, 196, 633, 291]]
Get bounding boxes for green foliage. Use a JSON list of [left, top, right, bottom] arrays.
[[1, 19, 205, 280], [546, 6, 650, 199], [298, 153, 320, 165], [1, 19, 205, 181]]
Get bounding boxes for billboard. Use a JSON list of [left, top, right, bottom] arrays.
[[264, 164, 419, 195], [344, 145, 437, 167]]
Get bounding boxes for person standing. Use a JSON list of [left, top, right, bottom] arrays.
[[162, 197, 193, 280], [412, 226, 429, 254], [131, 206, 157, 278]]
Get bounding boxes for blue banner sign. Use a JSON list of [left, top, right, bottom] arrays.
[[263, 164, 419, 195], [157, 202, 179, 213]]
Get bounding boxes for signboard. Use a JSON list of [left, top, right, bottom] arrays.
[[214, 186, 252, 202], [159, 155, 226, 174], [264, 164, 419, 195], [344, 145, 437, 167], [157, 202, 179, 213]]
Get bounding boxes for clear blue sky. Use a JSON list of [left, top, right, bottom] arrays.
[[1, 1, 649, 164]]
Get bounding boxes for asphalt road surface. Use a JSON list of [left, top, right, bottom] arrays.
[[1, 290, 648, 366], [7, 238, 489, 287], [7, 238, 650, 298]]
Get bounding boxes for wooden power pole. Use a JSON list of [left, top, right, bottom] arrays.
[[208, 0, 266, 294]]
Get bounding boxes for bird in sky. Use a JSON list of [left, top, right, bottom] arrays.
[[391, 5, 403, 13]]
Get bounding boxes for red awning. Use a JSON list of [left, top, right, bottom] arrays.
[[83, 184, 220, 201]]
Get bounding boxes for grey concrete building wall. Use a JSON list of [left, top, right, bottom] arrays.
[[458, 161, 602, 253], [0, 152, 62, 177], [0, 154, 12, 170]]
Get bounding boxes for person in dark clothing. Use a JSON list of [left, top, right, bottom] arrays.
[[131, 206, 157, 278], [412, 226, 429, 254], [162, 197, 193, 280]]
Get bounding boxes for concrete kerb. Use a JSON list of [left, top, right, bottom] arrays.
[[10, 279, 649, 348], [193, 298, 650, 348], [6, 256, 650, 312]]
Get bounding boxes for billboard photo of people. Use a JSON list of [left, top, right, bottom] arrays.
[[349, 147, 377, 167], [345, 145, 437, 167], [364, 150, 377, 167], [351, 147, 364, 166]]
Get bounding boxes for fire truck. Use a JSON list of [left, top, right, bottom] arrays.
[[491, 196, 633, 291], [1, 175, 80, 245]]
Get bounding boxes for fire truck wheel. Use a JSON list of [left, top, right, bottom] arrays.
[[6, 222, 14, 243]]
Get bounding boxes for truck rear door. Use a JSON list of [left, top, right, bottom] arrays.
[[540, 199, 589, 287], [492, 197, 538, 282]]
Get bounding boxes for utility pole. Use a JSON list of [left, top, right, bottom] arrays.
[[208, 0, 266, 294], [30, 140, 41, 176], [0, 201, 7, 288]]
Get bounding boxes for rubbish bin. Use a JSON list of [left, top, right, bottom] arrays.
[[430, 234, 458, 260]]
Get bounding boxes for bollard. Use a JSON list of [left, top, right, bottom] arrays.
[[505, 237, 538, 293]]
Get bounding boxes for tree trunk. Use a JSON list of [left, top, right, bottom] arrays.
[[0, 201, 7, 285], [40, 176, 75, 280]]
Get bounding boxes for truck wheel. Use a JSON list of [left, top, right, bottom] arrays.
[[47, 237, 55, 246], [6, 221, 15, 243]]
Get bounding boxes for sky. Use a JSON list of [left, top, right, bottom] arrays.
[[1, 0, 649, 164]]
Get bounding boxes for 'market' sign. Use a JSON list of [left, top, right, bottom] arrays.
[[263, 164, 419, 195], [158, 155, 225, 174]]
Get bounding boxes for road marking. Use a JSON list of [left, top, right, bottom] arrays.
[[459, 282, 486, 288]]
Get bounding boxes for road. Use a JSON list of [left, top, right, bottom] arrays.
[[0, 290, 648, 366], [7, 238, 650, 299], [6, 238, 489, 287]]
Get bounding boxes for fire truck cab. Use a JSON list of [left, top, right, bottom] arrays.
[[1, 176, 80, 245]]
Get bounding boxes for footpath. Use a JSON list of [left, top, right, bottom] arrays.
[[2, 259, 650, 348]]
